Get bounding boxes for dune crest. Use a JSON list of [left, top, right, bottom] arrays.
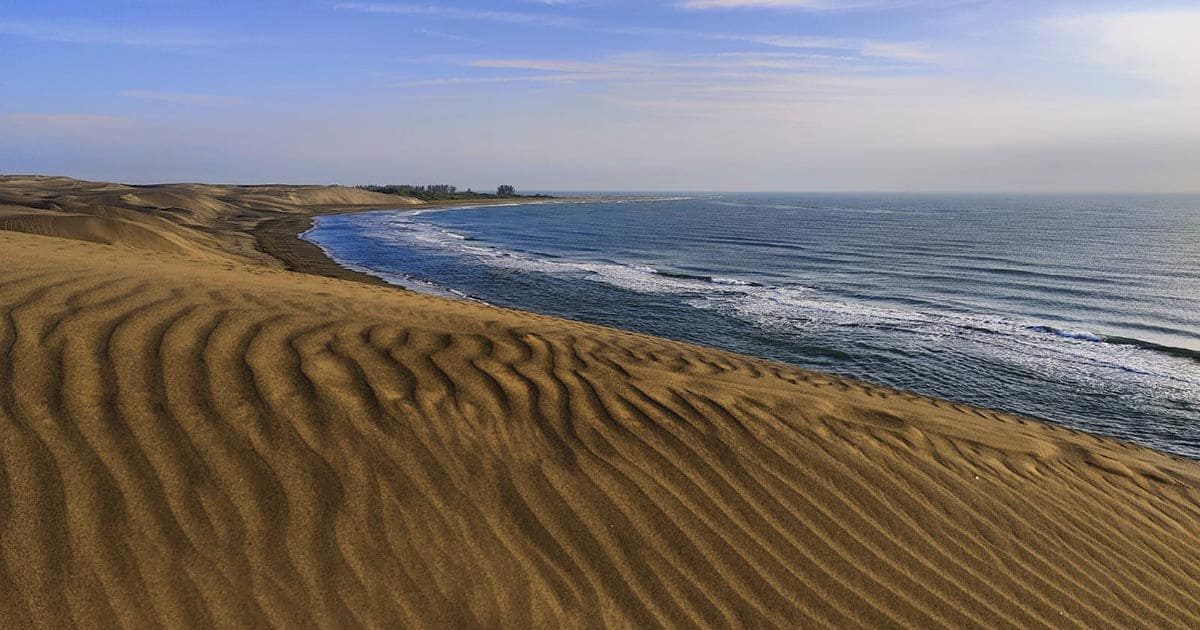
[[1, 224, 1198, 628], [0, 176, 424, 267]]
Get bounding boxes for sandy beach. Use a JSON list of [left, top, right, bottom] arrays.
[[1, 175, 1199, 628]]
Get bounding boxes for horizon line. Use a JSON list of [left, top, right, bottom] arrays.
[[5, 174, 1200, 197]]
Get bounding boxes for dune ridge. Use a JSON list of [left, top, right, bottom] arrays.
[[0, 175, 422, 267], [0, 177, 1199, 627]]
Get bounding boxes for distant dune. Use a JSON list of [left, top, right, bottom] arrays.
[[0, 176, 1198, 628], [0, 176, 421, 266]]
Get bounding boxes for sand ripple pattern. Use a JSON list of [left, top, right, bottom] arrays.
[[1, 232, 1199, 628]]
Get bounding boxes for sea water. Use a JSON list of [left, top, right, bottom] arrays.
[[306, 194, 1200, 458]]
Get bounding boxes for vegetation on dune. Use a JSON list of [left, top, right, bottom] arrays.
[[355, 183, 549, 202]]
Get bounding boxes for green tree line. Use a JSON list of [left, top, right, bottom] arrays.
[[356, 184, 541, 201]]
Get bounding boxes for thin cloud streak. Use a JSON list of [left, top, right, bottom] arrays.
[[408, 48, 937, 94], [333, 3, 944, 65], [122, 90, 244, 105], [0, 19, 227, 49], [333, 3, 581, 27], [677, 0, 979, 11], [6, 1, 1199, 191], [2, 113, 126, 125], [602, 27, 946, 65]]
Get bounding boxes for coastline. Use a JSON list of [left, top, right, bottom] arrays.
[[2, 176, 1199, 627], [252, 197, 578, 288], [274, 195, 1200, 458], [253, 212, 393, 286]]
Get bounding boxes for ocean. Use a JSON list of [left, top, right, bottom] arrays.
[[305, 194, 1200, 459]]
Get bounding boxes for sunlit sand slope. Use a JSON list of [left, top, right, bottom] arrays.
[[1, 229, 1198, 628], [0, 175, 422, 267]]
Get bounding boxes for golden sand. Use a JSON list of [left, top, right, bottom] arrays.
[[1, 176, 1198, 627]]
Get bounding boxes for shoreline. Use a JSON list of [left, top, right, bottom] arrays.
[[2, 176, 1199, 626], [253, 211, 393, 287], [253, 194, 1200, 461], [251, 197, 570, 288]]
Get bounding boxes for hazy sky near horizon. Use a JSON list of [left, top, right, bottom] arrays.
[[2, 0, 1198, 191]]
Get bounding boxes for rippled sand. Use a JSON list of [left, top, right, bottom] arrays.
[[1, 176, 1199, 627]]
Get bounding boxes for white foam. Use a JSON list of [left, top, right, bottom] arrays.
[[358, 213, 744, 296], [324, 210, 1200, 402], [689, 286, 1200, 395], [711, 277, 754, 286], [1050, 328, 1104, 343]]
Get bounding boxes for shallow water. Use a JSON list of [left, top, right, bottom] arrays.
[[306, 194, 1200, 458]]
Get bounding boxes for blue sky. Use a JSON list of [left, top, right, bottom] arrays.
[[2, 1, 1198, 191]]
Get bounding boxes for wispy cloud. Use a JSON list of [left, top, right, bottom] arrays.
[[0, 19, 226, 49], [678, 0, 825, 8], [571, 25, 944, 65], [1045, 9, 1200, 94], [745, 34, 941, 62], [470, 59, 626, 73], [333, 2, 941, 65], [399, 74, 629, 87], [122, 90, 243, 105], [2, 113, 126, 125], [14, 0, 1195, 191], [859, 41, 941, 63], [417, 28, 484, 43], [676, 0, 973, 10], [406, 50, 933, 97], [333, 3, 580, 27]]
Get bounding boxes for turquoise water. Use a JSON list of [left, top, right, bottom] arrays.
[[306, 194, 1200, 458]]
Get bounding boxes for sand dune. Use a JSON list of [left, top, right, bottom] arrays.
[[0, 176, 420, 267], [0, 177, 1199, 627]]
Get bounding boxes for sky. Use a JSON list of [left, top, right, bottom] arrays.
[[2, 0, 1199, 192]]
